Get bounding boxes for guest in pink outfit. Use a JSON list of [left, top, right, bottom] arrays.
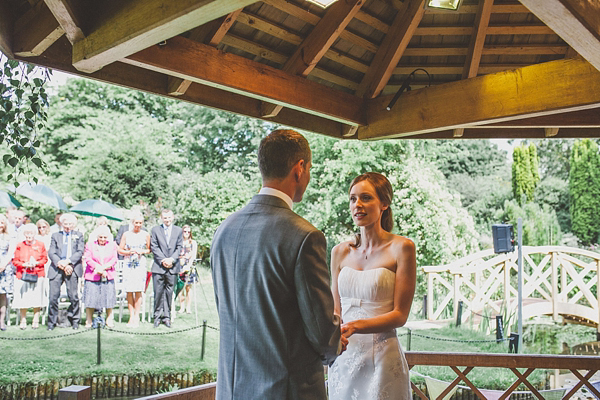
[[83, 225, 118, 328]]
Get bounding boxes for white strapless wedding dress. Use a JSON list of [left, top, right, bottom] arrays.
[[328, 267, 410, 400]]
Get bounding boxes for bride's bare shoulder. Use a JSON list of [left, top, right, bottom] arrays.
[[390, 235, 415, 255], [332, 240, 353, 258]]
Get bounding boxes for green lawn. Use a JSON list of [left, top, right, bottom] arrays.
[[0, 267, 219, 385]]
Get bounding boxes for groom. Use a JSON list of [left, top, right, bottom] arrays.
[[211, 129, 345, 400]]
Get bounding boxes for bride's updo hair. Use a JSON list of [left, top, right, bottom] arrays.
[[349, 172, 394, 248]]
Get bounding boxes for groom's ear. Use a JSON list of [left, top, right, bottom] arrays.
[[292, 159, 304, 181]]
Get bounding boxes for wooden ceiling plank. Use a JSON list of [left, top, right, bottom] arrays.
[[261, 0, 320, 25], [519, 0, 600, 70], [15, 37, 345, 138], [262, 0, 364, 118], [400, 44, 566, 56], [0, 1, 14, 57], [72, 0, 256, 73], [414, 25, 554, 36], [169, 9, 242, 96], [237, 12, 303, 45], [14, 1, 64, 57], [124, 36, 365, 125], [355, 0, 425, 99], [462, 0, 493, 79], [359, 58, 600, 139], [392, 64, 528, 75], [43, 0, 83, 44]]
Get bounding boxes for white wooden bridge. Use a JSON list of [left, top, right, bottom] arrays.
[[422, 246, 600, 335]]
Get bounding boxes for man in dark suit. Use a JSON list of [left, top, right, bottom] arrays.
[[47, 213, 85, 330], [211, 129, 346, 400], [150, 209, 182, 328]]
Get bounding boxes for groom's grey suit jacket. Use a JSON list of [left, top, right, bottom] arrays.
[[211, 194, 341, 400]]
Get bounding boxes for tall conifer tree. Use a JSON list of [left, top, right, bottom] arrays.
[[569, 139, 600, 245]]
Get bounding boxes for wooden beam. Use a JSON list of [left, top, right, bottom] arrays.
[[14, 1, 64, 57], [168, 9, 242, 96], [519, 0, 600, 71], [392, 64, 528, 75], [395, 128, 600, 140], [262, 0, 364, 117], [481, 108, 600, 128], [358, 58, 600, 140], [0, 0, 14, 58], [414, 25, 554, 36], [14, 37, 347, 139], [400, 44, 568, 57], [123, 36, 365, 125], [355, 0, 425, 99], [462, 0, 493, 79], [71, 0, 256, 73], [43, 0, 84, 44]]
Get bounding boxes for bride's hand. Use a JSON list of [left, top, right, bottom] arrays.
[[341, 321, 358, 338]]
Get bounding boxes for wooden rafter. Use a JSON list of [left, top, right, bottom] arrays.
[[519, 0, 600, 71], [358, 58, 600, 140], [14, 1, 64, 57], [14, 38, 347, 139], [123, 36, 365, 125], [168, 9, 242, 96], [355, 0, 425, 99], [43, 0, 83, 44], [71, 0, 256, 73], [454, 0, 494, 138], [261, 0, 364, 118]]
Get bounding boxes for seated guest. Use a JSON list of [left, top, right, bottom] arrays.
[[0, 215, 14, 331], [47, 213, 85, 330], [12, 223, 48, 329], [83, 226, 118, 328]]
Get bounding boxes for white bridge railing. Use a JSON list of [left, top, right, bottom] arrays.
[[422, 246, 600, 331]]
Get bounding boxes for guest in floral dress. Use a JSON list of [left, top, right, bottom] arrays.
[[118, 212, 150, 328], [177, 225, 197, 314], [0, 215, 14, 331]]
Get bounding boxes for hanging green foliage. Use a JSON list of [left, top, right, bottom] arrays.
[[0, 53, 51, 183]]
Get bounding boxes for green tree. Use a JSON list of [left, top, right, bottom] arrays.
[[512, 143, 539, 204], [569, 139, 600, 245], [498, 200, 562, 246], [427, 140, 507, 178]]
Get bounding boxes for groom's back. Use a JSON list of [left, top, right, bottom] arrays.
[[211, 194, 332, 400]]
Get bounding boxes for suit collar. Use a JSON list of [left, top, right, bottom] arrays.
[[258, 187, 293, 209], [251, 194, 292, 210]]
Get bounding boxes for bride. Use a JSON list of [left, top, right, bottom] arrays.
[[328, 172, 416, 400]]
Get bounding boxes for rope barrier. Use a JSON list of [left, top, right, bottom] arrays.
[[401, 331, 513, 343], [0, 322, 220, 340]]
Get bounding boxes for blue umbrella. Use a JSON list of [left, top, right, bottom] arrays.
[[70, 199, 124, 221], [11, 183, 69, 210], [0, 190, 22, 208]]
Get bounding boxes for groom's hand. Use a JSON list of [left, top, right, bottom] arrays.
[[340, 334, 349, 355]]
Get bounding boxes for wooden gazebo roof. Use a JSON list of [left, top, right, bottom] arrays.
[[1, 0, 599, 140]]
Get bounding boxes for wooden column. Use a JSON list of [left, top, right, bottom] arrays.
[[597, 260, 600, 339], [552, 252, 559, 321], [427, 272, 434, 321]]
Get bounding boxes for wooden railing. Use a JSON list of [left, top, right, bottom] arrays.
[[62, 353, 593, 400], [406, 352, 600, 400], [422, 246, 600, 331]]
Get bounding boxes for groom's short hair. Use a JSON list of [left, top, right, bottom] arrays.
[[258, 129, 311, 180]]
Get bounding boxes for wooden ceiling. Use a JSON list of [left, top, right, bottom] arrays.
[[1, 0, 600, 140]]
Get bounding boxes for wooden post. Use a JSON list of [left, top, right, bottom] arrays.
[[427, 272, 434, 321], [58, 386, 90, 400], [453, 274, 460, 321], [552, 252, 559, 321], [561, 256, 567, 302]]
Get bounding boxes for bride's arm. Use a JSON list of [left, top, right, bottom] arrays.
[[330, 243, 345, 317], [341, 237, 416, 337]]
